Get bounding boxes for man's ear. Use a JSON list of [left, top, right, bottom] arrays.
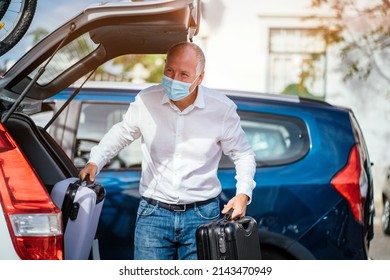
[[197, 71, 205, 85]]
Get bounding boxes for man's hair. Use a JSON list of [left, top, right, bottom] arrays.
[[166, 41, 205, 75]]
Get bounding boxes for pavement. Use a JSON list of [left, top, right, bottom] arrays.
[[368, 203, 390, 260]]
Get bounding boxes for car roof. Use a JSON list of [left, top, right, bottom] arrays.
[[61, 81, 336, 110], [0, 0, 200, 105]]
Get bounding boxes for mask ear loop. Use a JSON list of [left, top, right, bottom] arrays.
[[188, 74, 201, 94]]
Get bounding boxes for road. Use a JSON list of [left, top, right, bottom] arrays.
[[368, 204, 390, 260]]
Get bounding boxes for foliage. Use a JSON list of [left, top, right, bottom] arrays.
[[308, 0, 390, 83], [108, 54, 166, 83], [27, 27, 49, 45], [282, 83, 324, 100]]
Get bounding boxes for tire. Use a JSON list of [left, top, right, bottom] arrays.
[[0, 0, 12, 20], [382, 198, 390, 235], [0, 0, 37, 56]]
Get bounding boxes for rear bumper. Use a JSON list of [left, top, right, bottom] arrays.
[[295, 201, 369, 259], [0, 204, 20, 260]]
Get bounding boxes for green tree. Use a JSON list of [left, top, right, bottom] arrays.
[[309, 0, 390, 84], [27, 27, 49, 45], [110, 54, 166, 83]]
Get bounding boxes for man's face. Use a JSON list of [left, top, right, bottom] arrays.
[[163, 47, 198, 84]]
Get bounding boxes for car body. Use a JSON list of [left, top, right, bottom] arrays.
[[0, 0, 374, 260], [382, 164, 390, 235]]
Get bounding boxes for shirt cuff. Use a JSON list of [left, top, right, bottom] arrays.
[[236, 180, 255, 205]]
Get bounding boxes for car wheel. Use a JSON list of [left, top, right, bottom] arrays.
[[382, 198, 390, 235]]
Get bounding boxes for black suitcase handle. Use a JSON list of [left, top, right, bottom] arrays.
[[224, 208, 234, 220], [224, 208, 257, 235], [236, 216, 256, 235]]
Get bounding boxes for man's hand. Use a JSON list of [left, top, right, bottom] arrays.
[[78, 162, 98, 184], [221, 193, 249, 219]]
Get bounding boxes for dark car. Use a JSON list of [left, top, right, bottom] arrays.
[[0, 0, 374, 260], [382, 164, 390, 235], [31, 80, 375, 260]]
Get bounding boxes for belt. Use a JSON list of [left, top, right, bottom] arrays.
[[142, 196, 215, 212]]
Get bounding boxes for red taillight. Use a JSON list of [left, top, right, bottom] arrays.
[[0, 124, 64, 259], [331, 145, 366, 223]]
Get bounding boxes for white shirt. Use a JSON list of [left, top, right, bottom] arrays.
[[89, 84, 256, 204]]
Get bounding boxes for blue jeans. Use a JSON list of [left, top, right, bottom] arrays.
[[134, 197, 220, 260]]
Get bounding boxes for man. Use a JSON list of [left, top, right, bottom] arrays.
[[79, 41, 256, 260]]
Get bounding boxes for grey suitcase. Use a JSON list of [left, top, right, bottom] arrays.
[[51, 177, 105, 260]]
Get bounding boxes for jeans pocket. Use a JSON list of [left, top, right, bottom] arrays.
[[137, 198, 157, 217], [195, 199, 221, 220]]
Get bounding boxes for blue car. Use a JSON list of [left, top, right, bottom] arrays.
[[33, 81, 375, 260], [0, 1, 374, 259]]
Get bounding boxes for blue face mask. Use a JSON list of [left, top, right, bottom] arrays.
[[162, 75, 198, 101]]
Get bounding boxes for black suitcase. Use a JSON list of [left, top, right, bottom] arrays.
[[196, 210, 262, 260]]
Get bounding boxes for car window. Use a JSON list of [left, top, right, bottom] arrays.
[[30, 102, 55, 128], [74, 102, 142, 170], [220, 111, 310, 168], [28, 33, 99, 86]]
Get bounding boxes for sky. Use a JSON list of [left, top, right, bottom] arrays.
[[0, 0, 114, 65]]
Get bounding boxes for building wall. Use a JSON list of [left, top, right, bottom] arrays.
[[194, 0, 324, 92]]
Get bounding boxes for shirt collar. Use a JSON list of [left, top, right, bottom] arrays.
[[161, 89, 170, 105], [194, 85, 205, 109]]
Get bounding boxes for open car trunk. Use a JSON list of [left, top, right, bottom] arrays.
[[0, 0, 200, 260]]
